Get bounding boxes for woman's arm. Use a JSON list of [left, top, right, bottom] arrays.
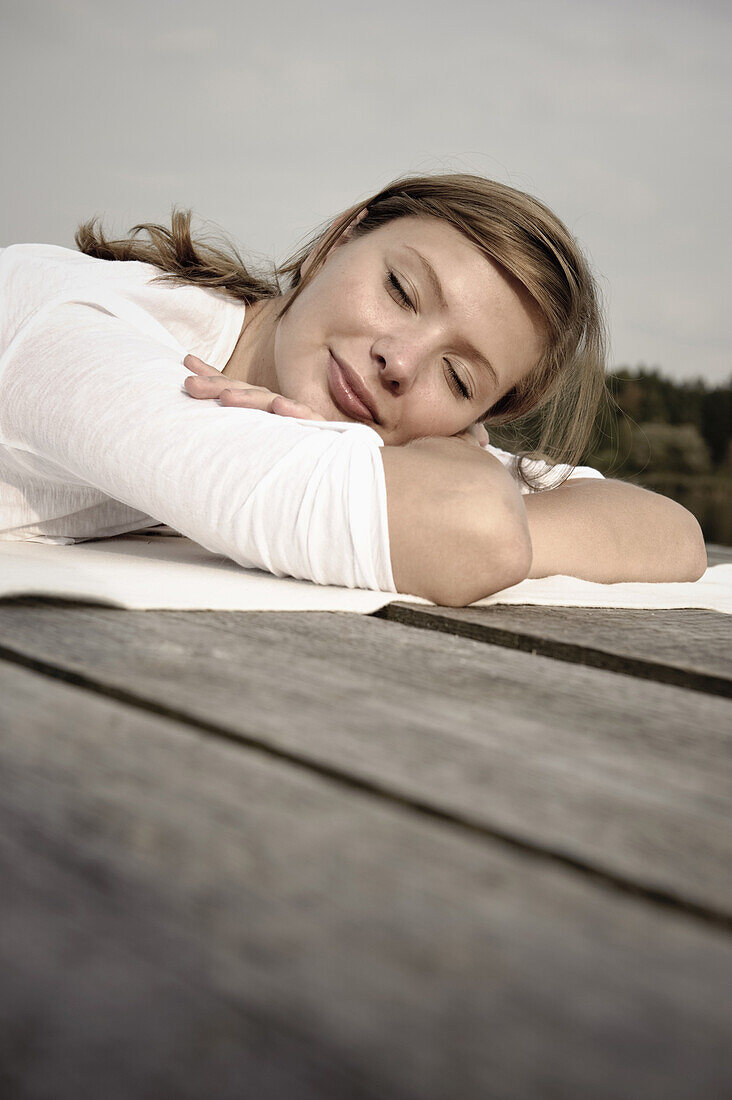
[[382, 452, 708, 603], [182, 355, 533, 605], [522, 477, 707, 583], [381, 437, 533, 606], [180, 357, 708, 598], [0, 302, 393, 591]]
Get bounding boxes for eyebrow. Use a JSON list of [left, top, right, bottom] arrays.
[[403, 245, 499, 391]]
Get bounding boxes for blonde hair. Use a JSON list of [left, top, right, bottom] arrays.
[[76, 173, 607, 488]]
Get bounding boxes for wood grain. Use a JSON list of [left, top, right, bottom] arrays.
[[374, 604, 732, 696], [3, 658, 732, 1100], [0, 600, 730, 920]]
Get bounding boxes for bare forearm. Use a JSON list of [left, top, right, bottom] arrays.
[[523, 478, 707, 583]]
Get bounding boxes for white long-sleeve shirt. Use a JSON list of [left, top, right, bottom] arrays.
[[0, 243, 602, 593], [0, 243, 395, 590]]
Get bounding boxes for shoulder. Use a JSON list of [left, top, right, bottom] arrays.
[[0, 244, 245, 369], [0, 243, 157, 327]]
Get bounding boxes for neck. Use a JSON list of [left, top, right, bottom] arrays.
[[223, 296, 281, 390]]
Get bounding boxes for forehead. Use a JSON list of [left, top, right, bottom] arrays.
[[367, 215, 537, 314], [368, 214, 484, 264]]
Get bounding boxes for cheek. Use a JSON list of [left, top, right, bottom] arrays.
[[415, 381, 460, 426], [276, 275, 379, 374], [275, 296, 310, 355], [272, 297, 321, 387], [397, 394, 467, 443]]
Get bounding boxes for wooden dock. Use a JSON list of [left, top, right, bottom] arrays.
[[1, 547, 731, 1099]]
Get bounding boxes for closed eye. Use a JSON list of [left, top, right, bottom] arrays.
[[388, 269, 471, 401], [387, 271, 414, 310], [445, 360, 472, 400]]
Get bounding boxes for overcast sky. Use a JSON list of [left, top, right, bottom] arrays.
[[2, 0, 730, 383]]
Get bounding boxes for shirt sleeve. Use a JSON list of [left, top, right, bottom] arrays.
[[0, 298, 395, 592], [481, 442, 605, 493]]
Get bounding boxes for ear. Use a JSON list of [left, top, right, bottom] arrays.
[[300, 207, 369, 279]]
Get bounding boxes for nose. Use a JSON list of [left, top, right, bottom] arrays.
[[372, 338, 423, 395]]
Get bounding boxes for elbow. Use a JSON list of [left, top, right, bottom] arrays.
[[382, 438, 532, 607], [424, 516, 533, 608], [653, 501, 707, 582], [679, 510, 708, 582], [472, 522, 533, 604]]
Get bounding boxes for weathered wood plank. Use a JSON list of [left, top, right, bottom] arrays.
[[374, 605, 732, 696], [0, 600, 730, 920], [3, 659, 732, 1100], [379, 543, 732, 693]]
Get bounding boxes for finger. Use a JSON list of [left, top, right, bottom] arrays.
[[218, 389, 326, 420], [454, 427, 484, 449], [218, 388, 283, 411], [184, 374, 232, 398], [270, 395, 326, 420], [184, 372, 273, 395], [184, 353, 223, 377], [471, 422, 490, 446], [183, 373, 326, 419], [459, 422, 490, 447]]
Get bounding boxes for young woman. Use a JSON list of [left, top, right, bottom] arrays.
[[0, 174, 706, 605]]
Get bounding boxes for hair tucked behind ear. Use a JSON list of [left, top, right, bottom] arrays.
[[77, 174, 608, 486], [75, 208, 279, 304]]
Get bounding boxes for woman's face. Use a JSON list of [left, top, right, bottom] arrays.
[[270, 215, 546, 445]]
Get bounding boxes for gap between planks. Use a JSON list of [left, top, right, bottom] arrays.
[[1, 636, 731, 938], [373, 603, 732, 698]]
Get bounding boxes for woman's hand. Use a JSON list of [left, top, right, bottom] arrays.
[[183, 354, 325, 420], [184, 353, 490, 446], [456, 421, 490, 448]]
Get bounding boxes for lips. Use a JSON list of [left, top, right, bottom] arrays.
[[327, 352, 380, 424]]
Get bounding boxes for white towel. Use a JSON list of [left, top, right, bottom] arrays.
[[470, 568, 732, 612], [0, 530, 730, 613]]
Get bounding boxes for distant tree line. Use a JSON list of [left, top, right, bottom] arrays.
[[584, 368, 732, 476], [581, 368, 732, 545]]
